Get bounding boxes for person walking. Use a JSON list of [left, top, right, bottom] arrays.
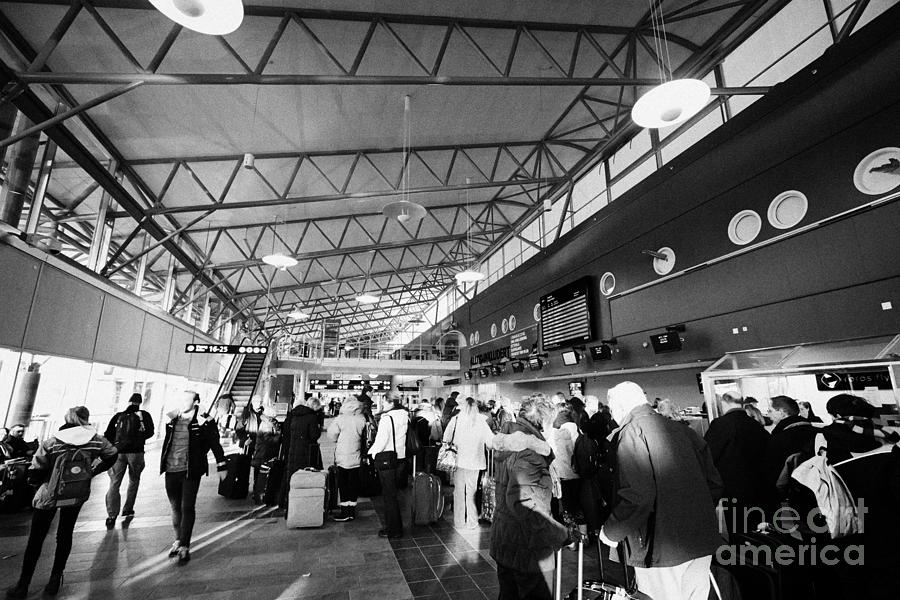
[[368, 397, 408, 538], [327, 398, 367, 521], [490, 394, 570, 600], [159, 391, 227, 565], [6, 406, 118, 599], [103, 393, 155, 528], [599, 382, 723, 600], [444, 397, 495, 529]]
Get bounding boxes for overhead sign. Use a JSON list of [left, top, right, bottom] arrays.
[[309, 379, 390, 391], [185, 344, 267, 354], [509, 326, 538, 358], [814, 369, 892, 391]]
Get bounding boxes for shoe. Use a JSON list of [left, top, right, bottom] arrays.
[[332, 506, 353, 522], [105, 517, 116, 529], [348, 506, 357, 520], [167, 540, 181, 557], [45, 573, 63, 596], [176, 546, 191, 565], [4, 583, 27, 599]]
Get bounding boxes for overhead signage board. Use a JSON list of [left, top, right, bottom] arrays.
[[539, 277, 593, 351], [185, 344, 267, 354], [814, 369, 892, 391], [509, 326, 538, 358], [308, 379, 391, 391]]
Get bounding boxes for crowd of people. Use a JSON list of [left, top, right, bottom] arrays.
[[2, 381, 898, 600]]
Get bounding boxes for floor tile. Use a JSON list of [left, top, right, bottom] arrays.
[[402, 567, 437, 583]]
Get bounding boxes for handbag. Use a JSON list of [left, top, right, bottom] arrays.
[[436, 417, 458, 475], [374, 414, 398, 471]]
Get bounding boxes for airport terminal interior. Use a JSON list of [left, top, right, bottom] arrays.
[[1, 1, 900, 599]]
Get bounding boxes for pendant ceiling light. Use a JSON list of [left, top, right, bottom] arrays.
[[455, 177, 485, 284], [288, 310, 309, 320], [383, 96, 427, 224], [261, 216, 297, 271], [149, 0, 244, 35], [355, 293, 380, 304], [631, 1, 710, 129]]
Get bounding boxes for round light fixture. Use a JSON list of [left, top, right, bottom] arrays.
[[287, 310, 309, 320], [631, 79, 711, 129], [261, 253, 298, 270], [382, 200, 426, 223], [455, 269, 485, 283], [355, 293, 380, 304], [149, 0, 244, 35]]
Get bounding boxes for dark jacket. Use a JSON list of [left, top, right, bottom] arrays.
[[2, 435, 33, 461], [282, 404, 322, 475], [705, 408, 772, 509], [822, 421, 883, 464], [104, 405, 155, 453], [605, 404, 723, 568], [490, 419, 569, 573], [250, 414, 281, 468], [159, 409, 227, 480], [763, 415, 816, 489]]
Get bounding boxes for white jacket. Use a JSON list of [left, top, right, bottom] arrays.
[[368, 409, 408, 460], [443, 414, 495, 471], [550, 422, 579, 480], [326, 400, 366, 469]]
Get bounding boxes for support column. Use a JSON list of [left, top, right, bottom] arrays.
[[161, 251, 176, 312], [25, 136, 57, 236], [87, 159, 118, 272], [132, 232, 150, 295], [200, 294, 211, 332], [0, 113, 40, 228]]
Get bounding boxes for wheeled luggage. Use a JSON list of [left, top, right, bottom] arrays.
[[358, 456, 381, 497], [411, 456, 444, 525], [253, 458, 285, 505], [557, 538, 651, 600], [286, 467, 327, 528], [0, 459, 33, 512], [326, 465, 340, 511], [218, 453, 251, 499], [480, 449, 496, 523]]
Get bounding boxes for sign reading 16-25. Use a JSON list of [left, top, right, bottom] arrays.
[[185, 344, 268, 354]]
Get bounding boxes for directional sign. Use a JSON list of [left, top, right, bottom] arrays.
[[185, 344, 268, 354]]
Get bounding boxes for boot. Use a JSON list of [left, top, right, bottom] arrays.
[[348, 505, 357, 520], [45, 573, 63, 596], [332, 505, 352, 522]]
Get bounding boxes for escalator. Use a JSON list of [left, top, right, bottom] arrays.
[[228, 352, 267, 416]]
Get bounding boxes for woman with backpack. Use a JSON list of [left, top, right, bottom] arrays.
[[6, 406, 118, 599]]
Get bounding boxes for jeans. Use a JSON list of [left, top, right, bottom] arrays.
[[453, 467, 480, 528], [378, 466, 403, 535], [497, 564, 553, 600], [106, 452, 145, 517], [18, 506, 82, 585], [164, 471, 202, 547], [337, 466, 360, 504]]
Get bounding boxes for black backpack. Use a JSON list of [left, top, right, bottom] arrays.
[[572, 430, 603, 477], [115, 411, 145, 447]]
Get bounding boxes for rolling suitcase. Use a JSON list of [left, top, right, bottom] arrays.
[[287, 468, 327, 528], [558, 538, 652, 600], [253, 458, 285, 505], [359, 456, 382, 497], [480, 449, 496, 523], [411, 456, 444, 526], [218, 453, 251, 500]]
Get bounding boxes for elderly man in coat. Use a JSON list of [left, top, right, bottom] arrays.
[[599, 382, 724, 600]]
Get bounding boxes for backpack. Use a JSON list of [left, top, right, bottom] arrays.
[[48, 448, 94, 507], [115, 411, 145, 447], [572, 430, 603, 477], [791, 434, 859, 538]]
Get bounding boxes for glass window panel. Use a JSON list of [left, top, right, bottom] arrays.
[[660, 110, 725, 163], [608, 130, 652, 178], [610, 157, 656, 200]]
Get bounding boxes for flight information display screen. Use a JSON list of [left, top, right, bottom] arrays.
[[308, 379, 390, 391], [539, 277, 593, 350]]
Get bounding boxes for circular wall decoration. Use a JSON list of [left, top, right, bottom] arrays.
[[599, 272, 616, 296], [727, 209, 762, 245], [490, 323, 498, 338], [469, 332, 476, 346], [653, 247, 676, 275], [533, 303, 541, 322], [508, 315, 517, 331], [767, 190, 808, 229], [853, 147, 900, 195], [501, 318, 509, 334], [474, 331, 480, 345]]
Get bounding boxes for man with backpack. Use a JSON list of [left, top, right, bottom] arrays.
[[103, 393, 155, 528], [5, 406, 118, 599]]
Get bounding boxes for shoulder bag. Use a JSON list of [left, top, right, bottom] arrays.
[[374, 414, 398, 471], [436, 417, 458, 475]]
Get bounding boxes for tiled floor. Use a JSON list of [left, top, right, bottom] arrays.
[[0, 433, 623, 600]]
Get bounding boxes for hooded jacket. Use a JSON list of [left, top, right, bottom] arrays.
[[604, 404, 723, 568], [30, 424, 118, 510], [327, 399, 366, 469], [159, 409, 227, 479], [550, 408, 579, 481], [490, 418, 568, 573], [283, 403, 322, 474], [104, 404, 155, 453]]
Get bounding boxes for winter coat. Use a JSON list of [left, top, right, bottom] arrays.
[[283, 404, 322, 475], [250, 415, 281, 468], [705, 407, 773, 510], [30, 424, 118, 510], [368, 408, 408, 460], [444, 414, 495, 471], [764, 415, 817, 489], [549, 410, 579, 481], [490, 418, 569, 573], [823, 420, 885, 464], [604, 404, 723, 569], [103, 405, 155, 453], [327, 399, 366, 469], [159, 409, 227, 480]]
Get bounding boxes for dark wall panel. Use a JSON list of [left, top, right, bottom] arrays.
[[23, 266, 103, 360], [167, 328, 193, 377], [0, 244, 40, 349], [137, 315, 172, 374], [93, 296, 144, 367]]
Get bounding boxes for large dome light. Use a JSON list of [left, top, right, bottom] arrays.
[[287, 310, 309, 320], [261, 253, 297, 270], [149, 0, 244, 36], [355, 293, 380, 304], [455, 269, 485, 283], [631, 79, 711, 129]]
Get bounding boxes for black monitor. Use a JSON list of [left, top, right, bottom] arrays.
[[464, 370, 473, 380], [511, 361, 525, 373], [590, 345, 612, 360], [650, 331, 682, 353], [490, 364, 503, 376], [479, 367, 490, 378], [528, 357, 543, 371], [561, 350, 580, 366]]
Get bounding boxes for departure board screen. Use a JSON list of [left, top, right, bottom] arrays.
[[539, 277, 593, 350]]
